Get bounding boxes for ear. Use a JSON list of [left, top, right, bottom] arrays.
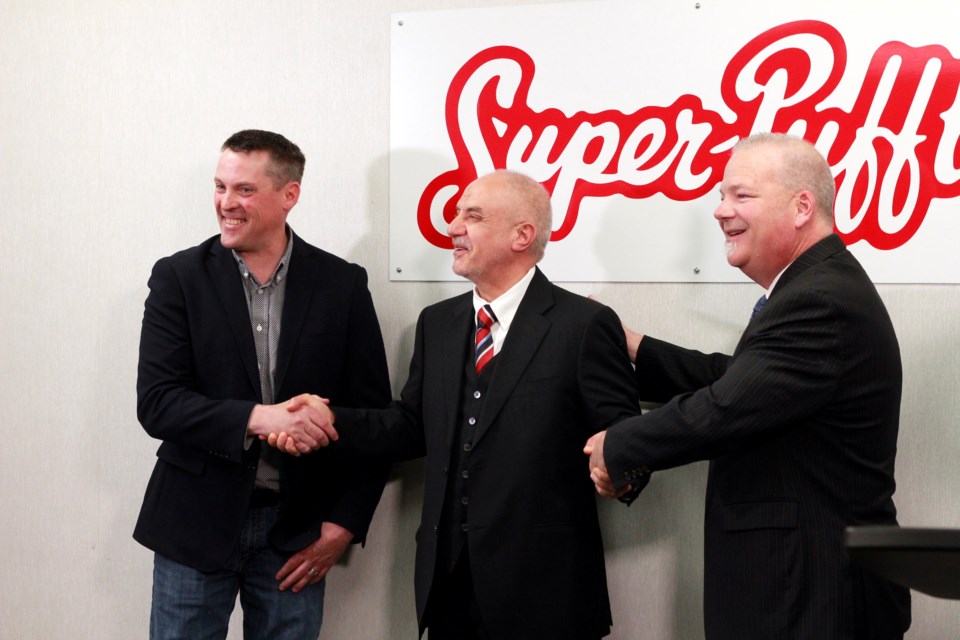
[[283, 181, 301, 212], [793, 190, 815, 229], [512, 222, 537, 253]]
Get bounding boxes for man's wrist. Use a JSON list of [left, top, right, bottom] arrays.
[[321, 520, 355, 543], [247, 404, 270, 437]]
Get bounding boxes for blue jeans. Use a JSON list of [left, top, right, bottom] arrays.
[[150, 506, 325, 640]]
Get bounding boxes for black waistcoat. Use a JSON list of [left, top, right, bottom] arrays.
[[436, 348, 498, 573]]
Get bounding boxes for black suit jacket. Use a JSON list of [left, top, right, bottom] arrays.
[[605, 235, 910, 639], [334, 269, 639, 640], [134, 233, 391, 572]]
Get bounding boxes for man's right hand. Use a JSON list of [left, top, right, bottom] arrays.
[[622, 323, 642, 364], [247, 395, 338, 455]]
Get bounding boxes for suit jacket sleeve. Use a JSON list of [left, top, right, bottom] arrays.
[[634, 337, 730, 402], [319, 267, 393, 541], [136, 256, 255, 462], [333, 308, 429, 462], [606, 287, 845, 486], [579, 304, 642, 429]]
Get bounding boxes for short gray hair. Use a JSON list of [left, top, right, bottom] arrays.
[[733, 133, 835, 222]]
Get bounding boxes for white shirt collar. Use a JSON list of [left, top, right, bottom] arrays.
[[766, 264, 788, 298], [472, 267, 537, 355]]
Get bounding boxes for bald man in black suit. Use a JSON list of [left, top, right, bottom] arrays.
[[275, 170, 640, 639]]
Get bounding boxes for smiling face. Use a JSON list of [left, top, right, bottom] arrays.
[[448, 174, 522, 294], [714, 144, 804, 288], [446, 171, 544, 300], [214, 149, 299, 261]]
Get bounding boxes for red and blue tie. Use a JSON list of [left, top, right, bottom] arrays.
[[475, 305, 498, 373]]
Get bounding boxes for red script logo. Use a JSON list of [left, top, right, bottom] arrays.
[[417, 20, 960, 251]]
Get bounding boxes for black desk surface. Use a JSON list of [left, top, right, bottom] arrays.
[[845, 526, 960, 600]]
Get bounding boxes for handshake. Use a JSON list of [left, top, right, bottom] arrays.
[[249, 394, 338, 456], [249, 394, 636, 499], [584, 430, 633, 500]]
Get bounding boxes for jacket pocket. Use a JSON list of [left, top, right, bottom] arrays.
[[156, 442, 205, 476]]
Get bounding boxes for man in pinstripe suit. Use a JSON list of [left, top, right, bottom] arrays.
[[586, 133, 911, 639]]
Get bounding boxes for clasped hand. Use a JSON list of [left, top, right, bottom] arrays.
[[254, 394, 338, 455], [584, 431, 632, 499]]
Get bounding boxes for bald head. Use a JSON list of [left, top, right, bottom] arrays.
[[448, 170, 553, 300], [481, 170, 552, 260]]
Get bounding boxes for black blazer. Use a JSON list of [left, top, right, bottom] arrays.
[[134, 234, 391, 572], [335, 269, 639, 640], [605, 235, 910, 639]]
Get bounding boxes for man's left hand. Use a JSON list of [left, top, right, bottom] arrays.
[[276, 521, 354, 593]]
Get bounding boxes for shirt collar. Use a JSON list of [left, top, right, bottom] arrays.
[[766, 263, 787, 298], [472, 266, 537, 332], [233, 226, 295, 287]]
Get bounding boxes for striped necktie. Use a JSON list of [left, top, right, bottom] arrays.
[[475, 304, 498, 373], [751, 295, 767, 320]]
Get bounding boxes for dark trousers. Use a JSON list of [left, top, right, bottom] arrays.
[[426, 551, 491, 640]]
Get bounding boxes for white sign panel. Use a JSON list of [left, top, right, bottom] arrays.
[[389, 0, 960, 282]]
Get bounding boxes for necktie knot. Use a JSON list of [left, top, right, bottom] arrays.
[[475, 305, 498, 373], [477, 305, 495, 330], [751, 295, 768, 320]]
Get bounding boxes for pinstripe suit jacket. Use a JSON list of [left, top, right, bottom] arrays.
[[605, 234, 910, 639]]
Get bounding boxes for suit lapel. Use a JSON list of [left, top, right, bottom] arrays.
[[275, 236, 313, 394], [208, 240, 261, 398], [441, 296, 474, 453], [735, 234, 846, 356], [772, 234, 845, 297], [473, 269, 552, 446]]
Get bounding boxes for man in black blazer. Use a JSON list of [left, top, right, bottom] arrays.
[[276, 170, 640, 639], [135, 130, 390, 639], [587, 133, 910, 639]]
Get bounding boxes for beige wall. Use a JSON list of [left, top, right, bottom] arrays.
[[1, 0, 957, 637]]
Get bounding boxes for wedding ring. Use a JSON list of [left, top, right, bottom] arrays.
[[308, 567, 318, 577]]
